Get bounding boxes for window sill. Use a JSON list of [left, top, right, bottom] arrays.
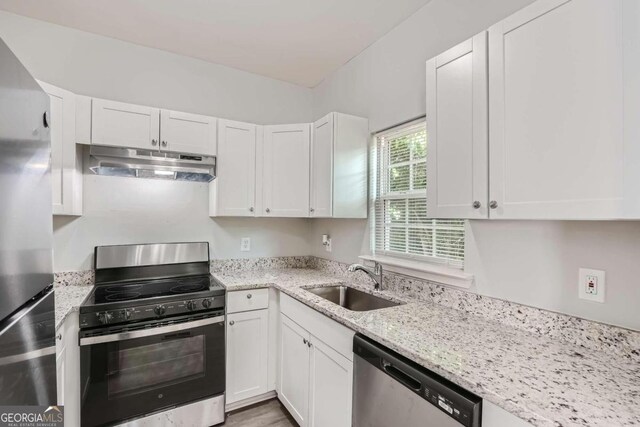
[[358, 254, 474, 289]]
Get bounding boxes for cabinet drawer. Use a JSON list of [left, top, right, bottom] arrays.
[[228, 289, 269, 313]]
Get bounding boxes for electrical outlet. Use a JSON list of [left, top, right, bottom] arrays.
[[240, 237, 251, 252], [325, 237, 332, 252], [578, 268, 605, 303]]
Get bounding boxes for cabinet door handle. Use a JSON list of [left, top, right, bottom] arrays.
[[249, 207, 254, 212], [229, 320, 235, 326], [151, 139, 158, 146], [56, 333, 62, 341], [246, 293, 252, 299], [310, 208, 315, 213], [489, 200, 498, 209], [472, 201, 481, 209], [265, 208, 270, 213], [307, 341, 312, 348], [161, 140, 167, 147], [303, 338, 307, 345]]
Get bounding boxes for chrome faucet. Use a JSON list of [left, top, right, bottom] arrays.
[[348, 262, 383, 291]]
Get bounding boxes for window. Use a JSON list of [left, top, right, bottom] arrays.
[[371, 119, 465, 268]]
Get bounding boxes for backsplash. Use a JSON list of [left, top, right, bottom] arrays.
[[55, 255, 640, 362]]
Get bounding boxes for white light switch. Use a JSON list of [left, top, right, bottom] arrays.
[[578, 268, 605, 303], [240, 237, 251, 252]]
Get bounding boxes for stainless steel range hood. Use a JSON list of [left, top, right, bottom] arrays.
[[89, 145, 216, 182]]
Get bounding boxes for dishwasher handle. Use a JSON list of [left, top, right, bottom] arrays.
[[382, 359, 422, 391]]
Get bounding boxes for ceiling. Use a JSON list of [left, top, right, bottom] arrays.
[[0, 0, 431, 87]]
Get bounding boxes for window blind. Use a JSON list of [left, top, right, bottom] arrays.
[[371, 119, 465, 268]]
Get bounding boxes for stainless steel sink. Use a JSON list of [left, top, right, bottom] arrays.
[[305, 285, 403, 311]]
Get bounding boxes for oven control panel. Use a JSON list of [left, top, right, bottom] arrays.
[[80, 296, 225, 329]]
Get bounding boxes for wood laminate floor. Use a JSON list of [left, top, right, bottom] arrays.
[[222, 399, 298, 427]]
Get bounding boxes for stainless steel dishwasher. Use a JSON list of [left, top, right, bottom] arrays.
[[353, 334, 482, 427]]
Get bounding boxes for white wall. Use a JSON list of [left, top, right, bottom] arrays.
[[53, 154, 311, 271], [311, 0, 640, 331], [0, 11, 313, 125]]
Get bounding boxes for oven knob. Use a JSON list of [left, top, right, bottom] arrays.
[[202, 298, 212, 308], [121, 310, 131, 320], [186, 300, 197, 311], [154, 305, 166, 316], [97, 312, 113, 324]]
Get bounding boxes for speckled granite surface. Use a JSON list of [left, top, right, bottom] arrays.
[[213, 266, 640, 427], [54, 272, 93, 330]]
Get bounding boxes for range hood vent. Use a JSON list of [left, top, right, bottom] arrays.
[[89, 145, 216, 182]]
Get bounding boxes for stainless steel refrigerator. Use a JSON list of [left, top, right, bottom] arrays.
[[0, 37, 56, 405]]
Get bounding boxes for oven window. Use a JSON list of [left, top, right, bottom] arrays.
[[107, 334, 205, 397]]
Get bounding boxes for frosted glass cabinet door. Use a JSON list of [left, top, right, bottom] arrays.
[[488, 0, 625, 219], [262, 124, 311, 217], [425, 32, 488, 219], [211, 119, 257, 217]]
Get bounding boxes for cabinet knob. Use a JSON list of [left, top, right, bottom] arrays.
[[265, 208, 270, 213], [310, 208, 315, 213], [56, 333, 62, 341], [161, 140, 167, 147], [303, 338, 308, 345], [489, 200, 498, 209], [247, 293, 252, 299], [151, 139, 158, 146], [307, 341, 312, 348], [473, 201, 481, 209], [249, 207, 254, 212], [229, 320, 235, 326]]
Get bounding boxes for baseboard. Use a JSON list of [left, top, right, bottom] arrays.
[[225, 390, 277, 412]]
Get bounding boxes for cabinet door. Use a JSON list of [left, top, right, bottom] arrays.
[[308, 336, 352, 427], [426, 32, 488, 219], [279, 315, 310, 426], [92, 98, 160, 150], [160, 109, 217, 155], [310, 114, 333, 217], [39, 82, 83, 216], [211, 120, 257, 216], [55, 342, 65, 405], [262, 124, 311, 217], [226, 310, 269, 404], [488, 0, 624, 219]]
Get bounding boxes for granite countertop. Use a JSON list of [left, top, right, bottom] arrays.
[[54, 284, 92, 330], [213, 268, 640, 427]]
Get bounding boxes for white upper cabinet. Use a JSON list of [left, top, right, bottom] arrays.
[[488, 0, 630, 219], [426, 32, 488, 219], [160, 109, 217, 155], [311, 113, 369, 219], [261, 124, 311, 217], [39, 81, 83, 216], [210, 119, 257, 217], [92, 98, 160, 150]]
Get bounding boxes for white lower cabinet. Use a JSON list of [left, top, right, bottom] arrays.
[[226, 309, 269, 404], [278, 294, 354, 427], [55, 311, 80, 427]]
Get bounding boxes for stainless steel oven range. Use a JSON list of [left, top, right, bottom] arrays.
[[79, 242, 226, 427]]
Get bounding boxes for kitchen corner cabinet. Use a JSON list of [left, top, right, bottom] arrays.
[[209, 119, 258, 217], [56, 312, 81, 427], [39, 81, 83, 216], [310, 113, 368, 218], [279, 294, 353, 427], [261, 124, 311, 217], [429, 0, 640, 220], [425, 32, 488, 219]]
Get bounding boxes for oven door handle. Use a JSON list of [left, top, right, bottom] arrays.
[[79, 315, 224, 346]]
